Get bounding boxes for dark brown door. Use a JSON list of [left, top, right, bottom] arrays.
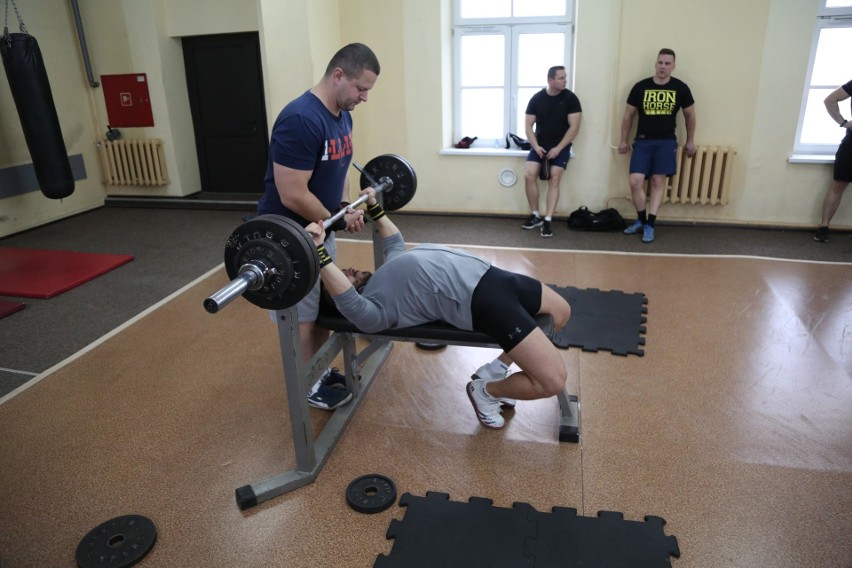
[[182, 32, 268, 193]]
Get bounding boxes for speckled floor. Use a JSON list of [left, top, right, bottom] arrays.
[[0, 241, 850, 567]]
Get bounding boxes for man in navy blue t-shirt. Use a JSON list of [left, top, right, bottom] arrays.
[[257, 43, 380, 410]]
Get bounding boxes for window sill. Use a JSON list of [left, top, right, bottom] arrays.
[[440, 148, 529, 157], [788, 154, 835, 164]]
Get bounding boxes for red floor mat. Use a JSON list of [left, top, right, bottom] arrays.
[[0, 247, 134, 299], [0, 298, 26, 319]]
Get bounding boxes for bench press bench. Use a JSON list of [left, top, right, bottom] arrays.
[[234, 302, 580, 510]]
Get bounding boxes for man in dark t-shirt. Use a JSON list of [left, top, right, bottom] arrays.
[[814, 79, 852, 243], [257, 43, 380, 411], [618, 48, 696, 243], [521, 65, 583, 238]]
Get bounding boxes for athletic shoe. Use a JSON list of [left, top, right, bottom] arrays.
[[642, 225, 655, 243], [540, 220, 553, 238], [522, 214, 543, 230], [466, 379, 505, 429], [623, 219, 643, 234], [471, 364, 516, 408], [814, 225, 829, 243], [307, 368, 351, 410], [307, 382, 352, 410]]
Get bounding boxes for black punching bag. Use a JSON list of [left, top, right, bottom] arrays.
[[1, 33, 75, 199]]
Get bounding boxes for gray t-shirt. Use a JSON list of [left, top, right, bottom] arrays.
[[332, 233, 490, 333]]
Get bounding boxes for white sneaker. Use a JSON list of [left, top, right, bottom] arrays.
[[471, 365, 516, 409], [466, 379, 505, 429]]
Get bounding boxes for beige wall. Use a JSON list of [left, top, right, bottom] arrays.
[[1, 0, 848, 238]]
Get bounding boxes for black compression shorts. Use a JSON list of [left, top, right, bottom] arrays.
[[470, 266, 542, 352], [834, 133, 852, 182]]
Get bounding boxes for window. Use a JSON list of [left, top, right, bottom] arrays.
[[794, 0, 852, 155], [453, 0, 574, 149]]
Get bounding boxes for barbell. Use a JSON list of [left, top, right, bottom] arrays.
[[203, 154, 417, 314]]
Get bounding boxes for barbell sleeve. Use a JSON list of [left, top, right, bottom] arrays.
[[203, 264, 263, 314]]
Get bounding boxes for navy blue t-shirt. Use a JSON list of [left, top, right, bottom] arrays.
[[257, 90, 353, 225]]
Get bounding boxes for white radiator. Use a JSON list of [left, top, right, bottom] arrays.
[[98, 139, 169, 186], [644, 145, 735, 205]]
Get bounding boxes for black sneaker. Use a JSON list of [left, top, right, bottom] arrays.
[[522, 214, 543, 230], [540, 220, 553, 238], [814, 225, 829, 243]]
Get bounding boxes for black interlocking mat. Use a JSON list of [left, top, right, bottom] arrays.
[[374, 492, 680, 568], [549, 286, 647, 356]]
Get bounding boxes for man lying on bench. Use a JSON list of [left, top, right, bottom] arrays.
[[304, 188, 572, 430]]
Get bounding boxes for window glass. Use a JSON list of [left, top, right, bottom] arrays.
[[800, 88, 841, 144], [459, 0, 510, 19], [517, 33, 564, 86], [461, 89, 505, 139], [811, 28, 852, 86], [825, 0, 852, 7], [460, 35, 505, 87], [513, 0, 567, 17]]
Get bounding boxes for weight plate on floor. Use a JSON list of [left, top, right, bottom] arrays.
[[359, 154, 417, 211], [224, 214, 320, 310], [346, 474, 397, 514], [75, 514, 157, 568], [415, 342, 446, 351]]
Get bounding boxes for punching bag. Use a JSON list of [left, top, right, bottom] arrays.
[[1, 32, 75, 199]]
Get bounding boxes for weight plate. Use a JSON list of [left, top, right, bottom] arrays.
[[359, 154, 417, 211], [75, 515, 157, 568], [346, 474, 397, 514], [415, 342, 446, 351], [224, 215, 320, 310]]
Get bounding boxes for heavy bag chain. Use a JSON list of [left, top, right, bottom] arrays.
[[3, 0, 27, 46]]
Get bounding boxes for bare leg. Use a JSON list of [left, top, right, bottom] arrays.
[[628, 173, 647, 213], [647, 174, 667, 216], [820, 180, 850, 226], [485, 285, 571, 401], [524, 161, 542, 213], [300, 321, 329, 364], [544, 168, 565, 219]]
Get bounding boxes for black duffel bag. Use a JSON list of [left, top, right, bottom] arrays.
[[567, 206, 626, 232]]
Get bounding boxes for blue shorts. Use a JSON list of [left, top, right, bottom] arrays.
[[526, 144, 572, 169], [470, 266, 542, 352], [629, 139, 678, 177]]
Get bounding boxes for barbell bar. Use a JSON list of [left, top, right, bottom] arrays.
[[203, 154, 417, 314]]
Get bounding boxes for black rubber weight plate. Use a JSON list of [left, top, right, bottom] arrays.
[[346, 474, 397, 514], [76, 514, 157, 568]]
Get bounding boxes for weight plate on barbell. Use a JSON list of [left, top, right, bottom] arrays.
[[359, 154, 417, 212], [75, 514, 157, 568], [224, 215, 319, 310], [346, 474, 397, 514]]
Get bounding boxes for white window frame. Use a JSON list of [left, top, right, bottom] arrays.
[[452, 0, 574, 150], [793, 1, 852, 156]]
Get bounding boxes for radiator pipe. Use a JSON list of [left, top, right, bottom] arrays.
[[70, 0, 99, 88]]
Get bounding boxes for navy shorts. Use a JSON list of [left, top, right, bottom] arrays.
[[629, 138, 678, 177], [834, 134, 852, 182], [527, 144, 572, 169], [470, 266, 542, 352]]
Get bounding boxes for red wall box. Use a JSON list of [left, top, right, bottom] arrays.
[[101, 73, 155, 127]]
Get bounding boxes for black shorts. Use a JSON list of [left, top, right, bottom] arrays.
[[834, 134, 852, 182], [470, 266, 542, 352]]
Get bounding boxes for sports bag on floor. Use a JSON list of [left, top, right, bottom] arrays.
[[567, 206, 626, 232]]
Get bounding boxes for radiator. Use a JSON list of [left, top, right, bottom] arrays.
[[644, 145, 735, 205], [98, 139, 169, 186]]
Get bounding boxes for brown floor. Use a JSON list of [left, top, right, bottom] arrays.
[[0, 241, 850, 567]]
